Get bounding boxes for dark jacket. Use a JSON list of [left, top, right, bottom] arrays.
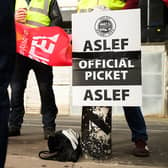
[[0, 0, 16, 53], [49, 0, 63, 26], [123, 0, 139, 9], [0, 0, 16, 86]]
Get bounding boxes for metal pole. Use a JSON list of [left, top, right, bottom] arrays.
[[81, 106, 112, 159]]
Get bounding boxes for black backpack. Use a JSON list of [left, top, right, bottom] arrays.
[[39, 129, 82, 162]]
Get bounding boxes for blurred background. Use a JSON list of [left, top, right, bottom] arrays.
[[20, 0, 168, 117]]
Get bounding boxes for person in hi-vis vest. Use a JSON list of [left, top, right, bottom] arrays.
[[77, 0, 150, 157], [8, 0, 63, 140]]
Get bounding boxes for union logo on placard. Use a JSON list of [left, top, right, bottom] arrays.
[[94, 16, 116, 37]]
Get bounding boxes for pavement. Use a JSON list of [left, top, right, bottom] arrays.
[[5, 114, 168, 168]]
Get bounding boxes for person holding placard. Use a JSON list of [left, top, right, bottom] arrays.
[[77, 0, 150, 157], [8, 0, 63, 140]]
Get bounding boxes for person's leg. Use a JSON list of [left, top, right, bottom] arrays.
[[9, 56, 30, 135], [0, 87, 10, 168], [123, 106, 148, 142], [33, 61, 58, 139], [0, 50, 16, 167], [123, 106, 149, 156]]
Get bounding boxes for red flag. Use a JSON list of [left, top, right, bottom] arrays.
[[16, 22, 72, 66]]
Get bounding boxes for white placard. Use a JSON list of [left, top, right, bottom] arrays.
[[72, 9, 142, 106], [72, 86, 142, 106], [72, 9, 141, 52]]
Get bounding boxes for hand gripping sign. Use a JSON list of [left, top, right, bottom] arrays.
[[16, 22, 72, 66]]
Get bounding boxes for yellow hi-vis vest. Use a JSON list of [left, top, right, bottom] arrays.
[[15, 0, 28, 11], [26, 0, 51, 27], [15, 0, 51, 27], [78, 0, 126, 11]]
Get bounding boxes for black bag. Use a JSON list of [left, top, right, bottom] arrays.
[[39, 129, 81, 162]]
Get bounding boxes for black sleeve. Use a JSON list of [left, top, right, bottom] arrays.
[[0, 0, 16, 53], [49, 0, 63, 27]]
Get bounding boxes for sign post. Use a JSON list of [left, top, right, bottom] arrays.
[[72, 9, 141, 159]]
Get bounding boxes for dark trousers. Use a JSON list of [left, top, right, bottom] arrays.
[[0, 52, 15, 168], [0, 87, 10, 168], [9, 55, 58, 129], [123, 106, 148, 142]]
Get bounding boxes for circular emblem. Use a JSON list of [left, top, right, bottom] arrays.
[[94, 16, 116, 37]]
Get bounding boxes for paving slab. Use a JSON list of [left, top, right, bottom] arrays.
[[5, 115, 168, 168]]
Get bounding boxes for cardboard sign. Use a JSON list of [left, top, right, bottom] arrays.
[[72, 9, 142, 106]]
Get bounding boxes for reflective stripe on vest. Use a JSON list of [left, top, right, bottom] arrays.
[[26, 0, 51, 27], [78, 0, 126, 10]]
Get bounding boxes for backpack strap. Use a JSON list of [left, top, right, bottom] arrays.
[[39, 151, 58, 160]]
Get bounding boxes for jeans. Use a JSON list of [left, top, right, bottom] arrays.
[[9, 55, 58, 129], [123, 106, 148, 142]]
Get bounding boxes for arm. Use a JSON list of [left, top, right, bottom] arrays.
[[123, 0, 139, 9], [49, 0, 63, 27]]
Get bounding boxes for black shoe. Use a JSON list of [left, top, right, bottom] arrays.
[[133, 140, 150, 157], [43, 127, 55, 140], [8, 127, 21, 137]]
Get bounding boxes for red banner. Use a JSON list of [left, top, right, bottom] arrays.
[[16, 22, 72, 66]]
